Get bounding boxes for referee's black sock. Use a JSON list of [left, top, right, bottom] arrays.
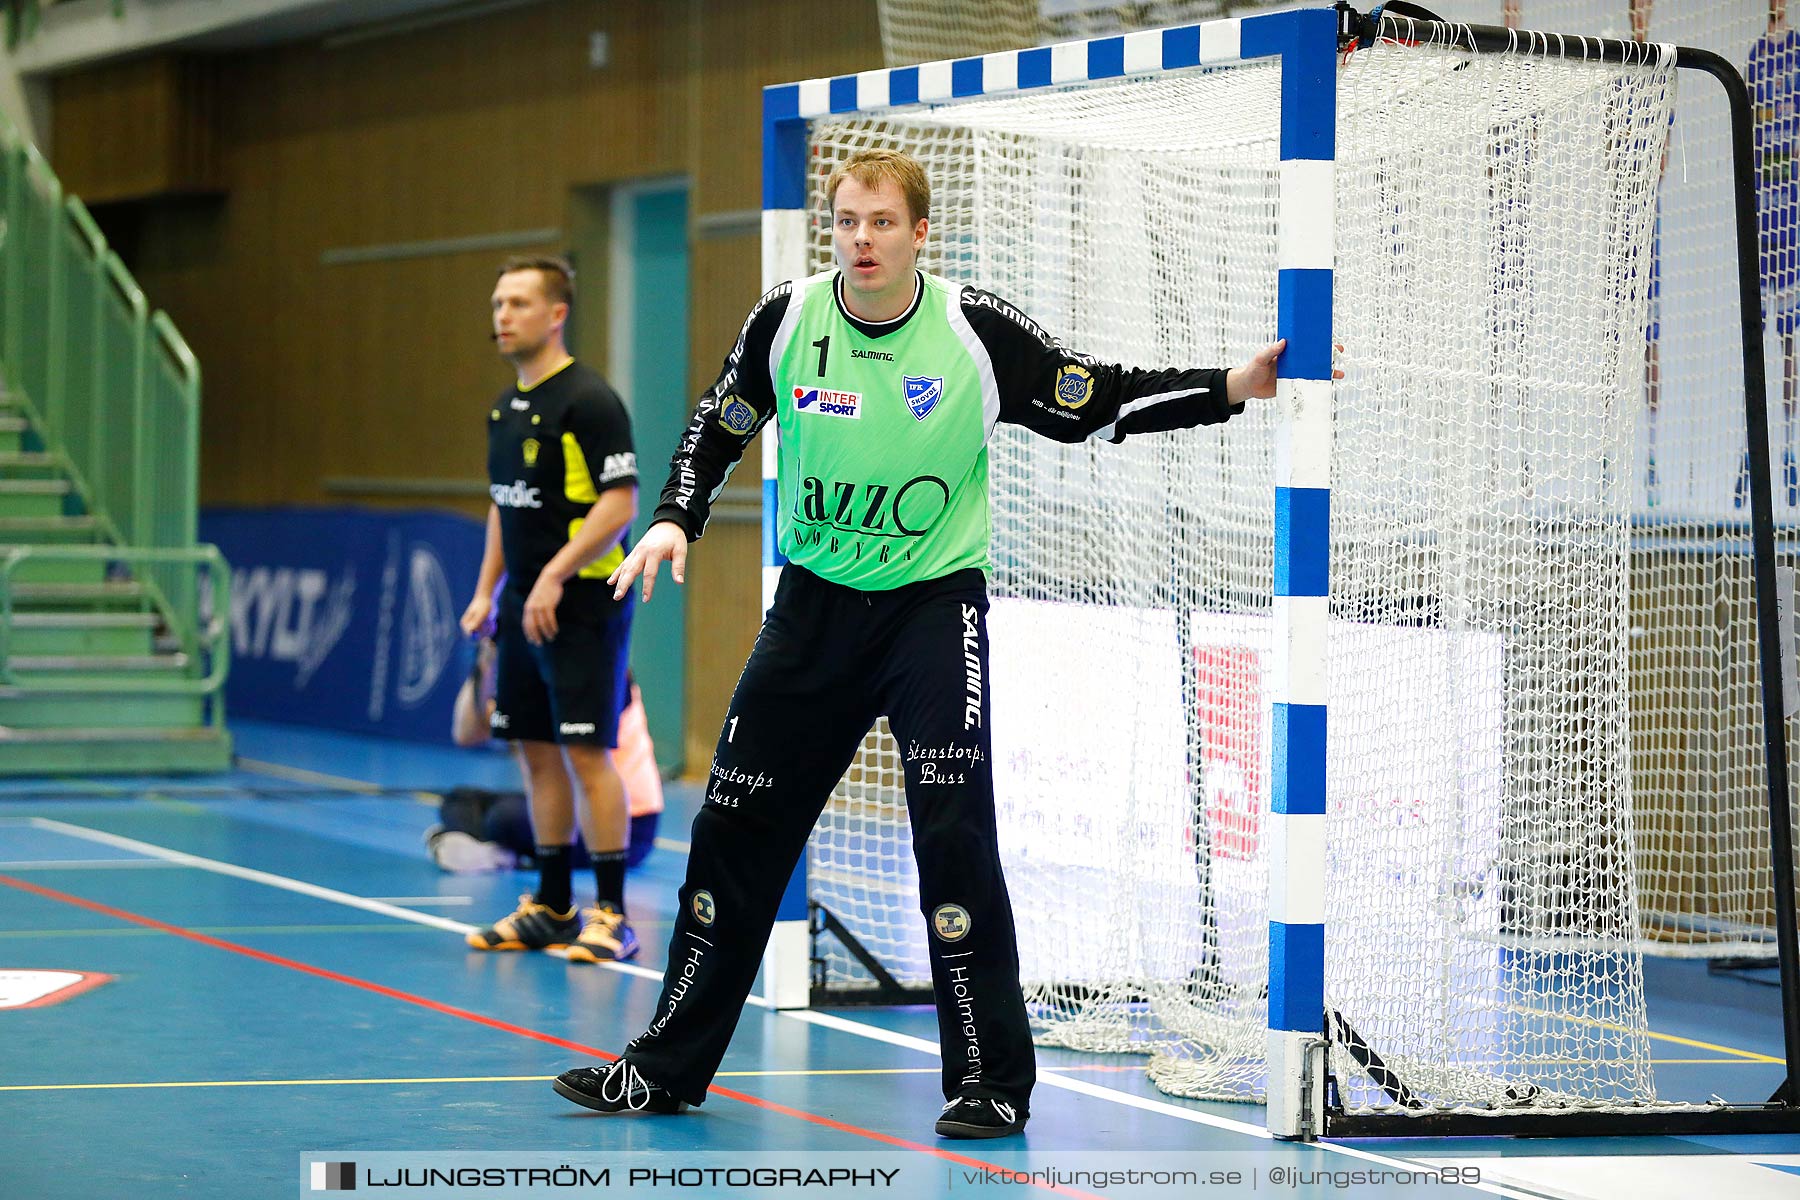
[[590, 849, 627, 913], [534, 845, 574, 914]]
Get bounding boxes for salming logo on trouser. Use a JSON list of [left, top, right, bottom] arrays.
[[886, 595, 1032, 1108], [624, 564, 1034, 1111]]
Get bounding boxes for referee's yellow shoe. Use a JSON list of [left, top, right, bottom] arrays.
[[567, 902, 640, 963], [466, 894, 580, 951]]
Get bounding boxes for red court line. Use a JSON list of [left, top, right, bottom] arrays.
[[0, 872, 1103, 1199]]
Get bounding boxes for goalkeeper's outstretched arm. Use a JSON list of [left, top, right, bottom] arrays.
[[963, 282, 1280, 443]]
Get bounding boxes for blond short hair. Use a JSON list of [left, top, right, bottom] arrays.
[[826, 149, 931, 225]]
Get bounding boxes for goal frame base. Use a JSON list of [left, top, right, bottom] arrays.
[[1324, 1101, 1800, 1139], [808, 902, 935, 1007]]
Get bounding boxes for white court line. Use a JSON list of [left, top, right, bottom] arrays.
[[21, 815, 1526, 1196], [0, 859, 184, 870], [777, 1009, 1553, 1196], [28, 818, 473, 935], [22, 818, 668, 983], [366, 896, 476, 907]]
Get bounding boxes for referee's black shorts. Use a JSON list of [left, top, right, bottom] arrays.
[[490, 580, 633, 748]]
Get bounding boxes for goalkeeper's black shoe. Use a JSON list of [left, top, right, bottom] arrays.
[[466, 894, 580, 951], [553, 1059, 689, 1114], [935, 1097, 1028, 1139]]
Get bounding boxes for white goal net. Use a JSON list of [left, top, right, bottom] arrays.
[[793, 19, 1778, 1116], [1422, 0, 1800, 968], [871, 0, 1800, 966]]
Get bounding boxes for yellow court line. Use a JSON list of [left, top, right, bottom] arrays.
[[143, 793, 206, 814], [1511, 1002, 1783, 1063], [1644, 1030, 1783, 1063], [235, 758, 389, 794], [0, 1072, 929, 1094], [0, 779, 127, 796], [1447, 1055, 1780, 1068], [1520, 1003, 1782, 1060], [0, 1064, 1148, 1094], [235, 758, 438, 805]]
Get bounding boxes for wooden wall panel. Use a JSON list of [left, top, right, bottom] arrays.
[[679, 0, 883, 764], [681, 228, 761, 768], [54, 55, 221, 202], [95, 0, 693, 512], [51, 0, 883, 769]]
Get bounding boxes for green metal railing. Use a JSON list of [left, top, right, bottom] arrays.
[[0, 545, 229, 707], [0, 111, 219, 705], [3, 140, 205, 553]]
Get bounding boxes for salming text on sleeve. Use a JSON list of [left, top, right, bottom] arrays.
[[651, 284, 788, 540]]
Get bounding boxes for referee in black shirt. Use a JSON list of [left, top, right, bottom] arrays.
[[459, 256, 641, 963]]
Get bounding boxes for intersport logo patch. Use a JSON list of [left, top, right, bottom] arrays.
[[793, 387, 861, 419]]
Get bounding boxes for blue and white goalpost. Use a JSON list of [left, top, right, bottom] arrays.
[[758, 6, 1681, 1139]]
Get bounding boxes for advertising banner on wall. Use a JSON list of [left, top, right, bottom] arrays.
[[201, 507, 483, 743]]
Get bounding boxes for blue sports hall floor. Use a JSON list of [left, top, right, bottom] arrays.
[[3, 718, 1800, 1198]]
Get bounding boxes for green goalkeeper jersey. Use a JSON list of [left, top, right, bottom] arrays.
[[653, 268, 1243, 591], [771, 271, 991, 588]]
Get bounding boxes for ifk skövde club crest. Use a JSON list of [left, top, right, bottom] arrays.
[[904, 375, 943, 421]]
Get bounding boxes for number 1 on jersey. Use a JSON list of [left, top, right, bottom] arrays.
[[727, 715, 739, 743], [812, 335, 830, 377]]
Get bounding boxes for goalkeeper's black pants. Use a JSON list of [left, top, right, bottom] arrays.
[[625, 562, 1035, 1111]]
